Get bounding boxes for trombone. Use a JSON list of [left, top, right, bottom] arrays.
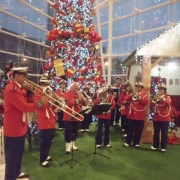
[[23, 79, 84, 121], [77, 89, 93, 107], [151, 93, 162, 104]]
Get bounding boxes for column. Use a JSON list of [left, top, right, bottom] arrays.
[[141, 56, 153, 143]]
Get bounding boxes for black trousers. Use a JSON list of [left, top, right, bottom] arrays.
[[4, 135, 25, 180], [115, 105, 121, 124], [126, 119, 144, 145], [111, 109, 115, 126], [81, 114, 91, 129], [39, 129, 54, 164], [121, 115, 128, 133], [64, 121, 79, 142], [153, 121, 169, 149], [57, 111, 64, 128], [96, 118, 111, 145]]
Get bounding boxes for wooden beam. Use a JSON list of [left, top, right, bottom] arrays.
[[127, 66, 131, 80], [151, 56, 164, 69]]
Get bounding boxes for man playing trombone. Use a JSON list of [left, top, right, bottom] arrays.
[[62, 82, 84, 153], [4, 67, 47, 179]]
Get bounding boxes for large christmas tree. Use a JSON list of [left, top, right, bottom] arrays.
[[45, 0, 104, 90]]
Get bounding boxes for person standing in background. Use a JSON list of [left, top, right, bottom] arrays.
[[118, 82, 132, 137]]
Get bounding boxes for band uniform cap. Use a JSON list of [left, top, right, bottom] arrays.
[[60, 79, 67, 84], [11, 67, 28, 73], [124, 81, 131, 87], [135, 82, 144, 88], [158, 83, 167, 90], [116, 77, 121, 80], [40, 74, 51, 84]]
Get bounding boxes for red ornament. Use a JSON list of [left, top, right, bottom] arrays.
[[78, 0, 83, 6], [52, 3, 59, 9]]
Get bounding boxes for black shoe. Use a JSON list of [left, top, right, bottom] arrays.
[[17, 172, 29, 179]]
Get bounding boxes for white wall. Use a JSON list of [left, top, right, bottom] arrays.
[[129, 65, 180, 95]]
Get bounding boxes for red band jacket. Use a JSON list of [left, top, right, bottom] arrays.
[[94, 94, 115, 120], [125, 92, 148, 121], [151, 94, 171, 121], [34, 89, 56, 130], [118, 92, 130, 115], [4, 81, 39, 137], [62, 90, 84, 121]]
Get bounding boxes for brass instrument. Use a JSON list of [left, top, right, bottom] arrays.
[[77, 90, 92, 107], [23, 79, 84, 121], [97, 87, 108, 103], [132, 93, 139, 101], [151, 93, 162, 104]]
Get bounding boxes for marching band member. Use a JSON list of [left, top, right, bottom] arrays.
[[124, 82, 148, 148], [151, 84, 171, 153], [63, 82, 84, 153], [4, 67, 47, 180], [95, 86, 115, 148], [118, 82, 131, 137], [80, 86, 92, 132], [56, 79, 67, 130], [112, 77, 123, 126], [34, 76, 56, 167]]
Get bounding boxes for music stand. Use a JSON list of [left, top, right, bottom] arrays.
[[60, 115, 87, 169], [85, 104, 111, 165]]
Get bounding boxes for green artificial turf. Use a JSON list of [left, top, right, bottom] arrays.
[[22, 124, 180, 180]]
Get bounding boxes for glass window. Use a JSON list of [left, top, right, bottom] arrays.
[[135, 0, 168, 10], [98, 0, 106, 4], [104, 58, 108, 75], [111, 76, 126, 85], [113, 17, 134, 37], [99, 6, 109, 24], [113, 0, 134, 18], [102, 41, 108, 54], [100, 24, 108, 39]]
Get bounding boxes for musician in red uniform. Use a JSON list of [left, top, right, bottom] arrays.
[[95, 86, 115, 148], [63, 82, 84, 153], [123, 82, 148, 148], [151, 84, 171, 153], [34, 77, 56, 167], [4, 67, 47, 180], [112, 77, 123, 126], [56, 79, 67, 130], [118, 82, 131, 137]]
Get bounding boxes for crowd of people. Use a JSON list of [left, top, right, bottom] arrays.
[[2, 67, 172, 180]]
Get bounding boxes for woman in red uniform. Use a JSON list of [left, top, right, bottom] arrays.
[[151, 84, 171, 153], [34, 76, 56, 167], [118, 82, 131, 137], [95, 86, 115, 148], [123, 82, 148, 148]]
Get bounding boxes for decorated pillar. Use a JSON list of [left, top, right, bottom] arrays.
[[141, 56, 153, 143]]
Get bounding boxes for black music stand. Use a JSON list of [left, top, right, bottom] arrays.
[[60, 110, 91, 168], [85, 104, 111, 165]]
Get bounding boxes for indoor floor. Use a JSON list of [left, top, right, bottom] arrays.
[[0, 124, 180, 180]]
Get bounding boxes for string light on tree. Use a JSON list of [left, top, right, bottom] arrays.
[[45, 0, 103, 89]]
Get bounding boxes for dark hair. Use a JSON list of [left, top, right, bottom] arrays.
[[13, 71, 27, 78]]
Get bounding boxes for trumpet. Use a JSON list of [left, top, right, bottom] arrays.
[[132, 93, 139, 101], [151, 93, 162, 104], [23, 79, 84, 121]]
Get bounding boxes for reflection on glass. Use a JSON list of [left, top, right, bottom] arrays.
[[111, 57, 126, 75], [135, 0, 168, 9], [101, 24, 108, 39], [104, 58, 108, 75], [113, 0, 133, 18], [102, 41, 108, 54], [111, 76, 126, 85], [99, 6, 109, 24]]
